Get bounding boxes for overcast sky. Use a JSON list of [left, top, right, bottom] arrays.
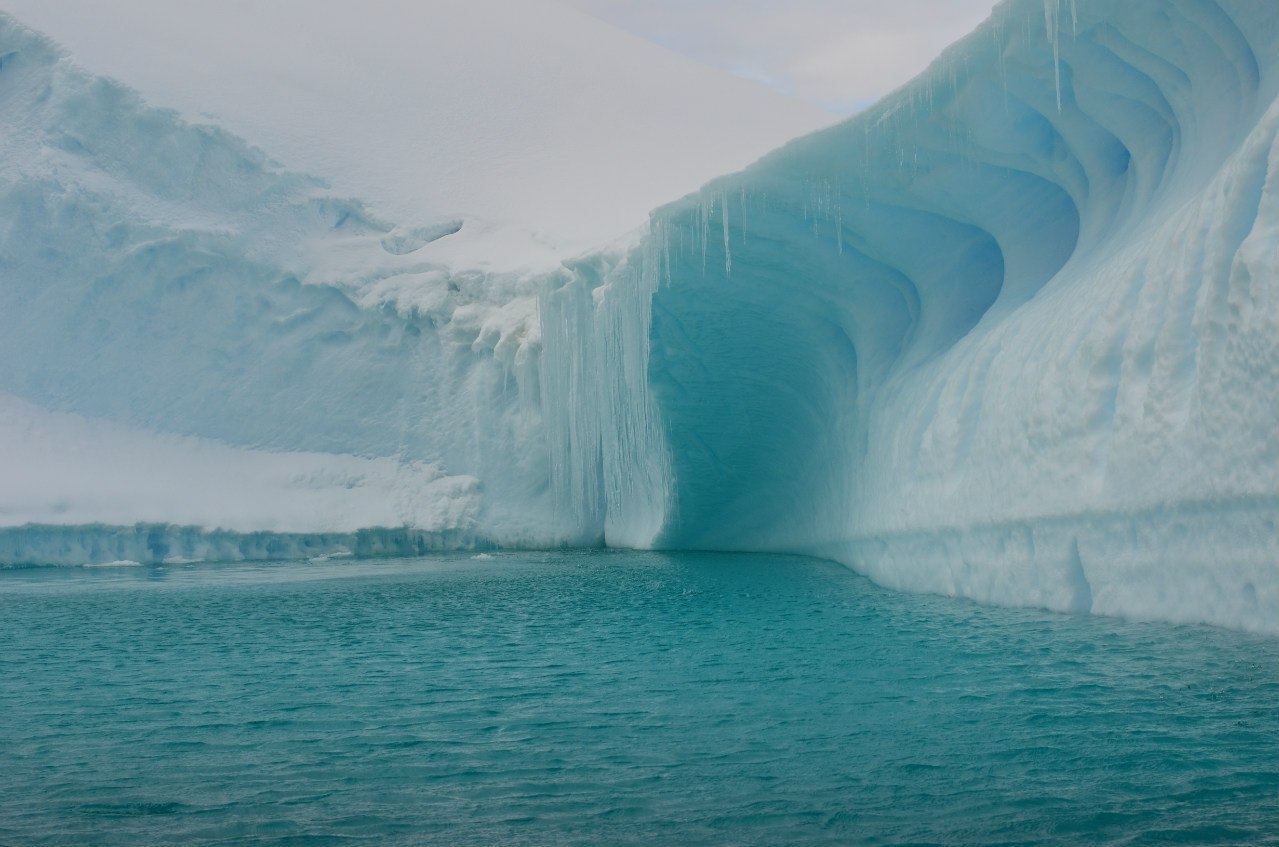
[[565, 0, 997, 114]]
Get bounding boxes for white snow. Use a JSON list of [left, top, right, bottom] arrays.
[[0, 393, 479, 534], [0, 4, 824, 554]]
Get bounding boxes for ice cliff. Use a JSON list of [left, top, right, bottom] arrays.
[[551, 0, 1279, 633], [1, 1, 1276, 634], [0, 1, 829, 557]]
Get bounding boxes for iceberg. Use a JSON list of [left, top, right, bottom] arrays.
[[1, 1, 1276, 634], [0, 1, 831, 558], [548, 0, 1279, 632]]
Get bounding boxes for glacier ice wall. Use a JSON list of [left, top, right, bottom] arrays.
[[564, 0, 1279, 632], [0, 15, 570, 550]]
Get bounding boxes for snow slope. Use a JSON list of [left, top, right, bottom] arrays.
[[2, 1, 1277, 635]]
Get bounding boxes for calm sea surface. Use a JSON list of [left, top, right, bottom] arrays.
[[2, 551, 1277, 846]]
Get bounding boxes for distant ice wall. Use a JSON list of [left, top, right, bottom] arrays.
[[577, 0, 1279, 632], [0, 16, 569, 548], [0, 523, 481, 568]]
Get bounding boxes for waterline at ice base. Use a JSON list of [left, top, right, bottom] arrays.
[[0, 0, 1276, 634]]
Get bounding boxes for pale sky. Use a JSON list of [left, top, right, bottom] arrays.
[[565, 0, 998, 113]]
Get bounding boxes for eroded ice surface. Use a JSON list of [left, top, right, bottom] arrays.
[[546, 0, 1279, 632], [0, 2, 829, 552]]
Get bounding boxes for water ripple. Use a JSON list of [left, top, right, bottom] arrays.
[[2, 551, 1278, 845]]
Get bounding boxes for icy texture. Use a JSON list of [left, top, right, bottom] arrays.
[[0, 14, 555, 547], [579, 0, 1279, 633], [0, 4, 828, 559], [0, 524, 480, 568], [1, 2, 1277, 633]]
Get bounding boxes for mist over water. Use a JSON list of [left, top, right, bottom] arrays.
[[3, 551, 1278, 846]]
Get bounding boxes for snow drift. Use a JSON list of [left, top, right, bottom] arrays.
[[1, 0, 1277, 634]]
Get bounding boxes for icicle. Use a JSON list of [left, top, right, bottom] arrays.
[[720, 190, 731, 276], [835, 176, 843, 255], [699, 198, 710, 275], [665, 222, 672, 287], [1044, 0, 1062, 112], [994, 11, 1009, 113]]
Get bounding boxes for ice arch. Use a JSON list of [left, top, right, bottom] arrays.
[[565, 0, 1279, 632]]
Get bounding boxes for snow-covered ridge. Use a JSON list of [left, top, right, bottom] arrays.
[[0, 0, 834, 265], [0, 12, 563, 549]]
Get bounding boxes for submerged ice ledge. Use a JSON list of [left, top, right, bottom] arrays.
[[826, 496, 1279, 635]]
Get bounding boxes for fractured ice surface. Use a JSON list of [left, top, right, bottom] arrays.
[[1, 1, 1277, 633]]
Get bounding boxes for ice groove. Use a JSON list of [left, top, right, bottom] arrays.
[[562, 0, 1279, 632]]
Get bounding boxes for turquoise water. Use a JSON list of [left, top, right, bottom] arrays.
[[2, 551, 1277, 846]]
